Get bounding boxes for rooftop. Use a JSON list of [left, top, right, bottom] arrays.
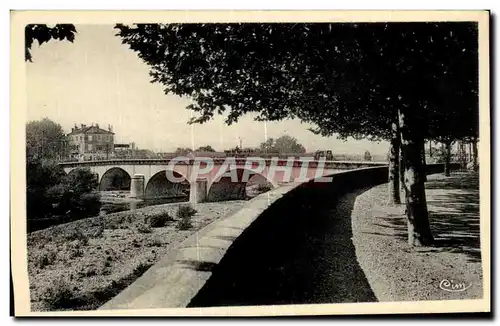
[[68, 123, 115, 135]]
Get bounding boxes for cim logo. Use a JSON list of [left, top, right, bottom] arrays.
[[439, 279, 472, 292]]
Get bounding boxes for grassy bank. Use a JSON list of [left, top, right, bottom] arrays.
[[27, 200, 245, 311]]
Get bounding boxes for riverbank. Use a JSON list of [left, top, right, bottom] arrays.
[[27, 200, 246, 311], [351, 172, 483, 301]]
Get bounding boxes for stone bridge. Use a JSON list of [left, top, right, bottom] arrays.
[[59, 158, 386, 203]]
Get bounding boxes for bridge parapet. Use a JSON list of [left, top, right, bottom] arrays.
[[58, 158, 387, 169]]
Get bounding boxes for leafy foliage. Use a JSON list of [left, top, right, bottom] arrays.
[[147, 212, 172, 228], [26, 118, 67, 162], [26, 120, 101, 223], [196, 145, 216, 152], [40, 280, 76, 310], [176, 204, 197, 230], [176, 204, 197, 219], [33, 249, 57, 269], [115, 23, 478, 143], [259, 135, 306, 154], [136, 223, 153, 234], [25, 24, 77, 61]]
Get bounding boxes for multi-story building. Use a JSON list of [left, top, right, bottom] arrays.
[[67, 123, 115, 161]]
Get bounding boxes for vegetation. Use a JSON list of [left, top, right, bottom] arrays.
[[176, 205, 197, 230], [40, 280, 76, 310], [259, 135, 306, 154], [25, 24, 77, 62], [136, 223, 153, 234], [196, 145, 216, 152], [26, 118, 101, 230], [176, 204, 197, 220], [116, 22, 478, 247], [27, 201, 246, 311], [146, 211, 172, 228], [33, 249, 57, 269]]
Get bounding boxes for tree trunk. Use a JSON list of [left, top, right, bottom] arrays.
[[429, 141, 432, 157], [387, 121, 401, 205], [444, 140, 452, 177], [399, 144, 405, 203], [421, 140, 427, 182], [472, 137, 478, 172], [399, 109, 434, 246]]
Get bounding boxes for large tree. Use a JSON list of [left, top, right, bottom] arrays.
[[26, 118, 67, 162], [115, 22, 478, 246]]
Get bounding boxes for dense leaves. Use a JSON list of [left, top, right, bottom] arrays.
[[259, 135, 306, 154], [26, 119, 100, 227], [25, 24, 77, 61], [196, 145, 216, 152], [115, 23, 478, 142], [26, 118, 67, 162]]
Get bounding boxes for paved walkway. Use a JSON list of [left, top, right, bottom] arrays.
[[351, 172, 483, 301]]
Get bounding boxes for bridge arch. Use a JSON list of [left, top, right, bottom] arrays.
[[206, 167, 277, 202], [144, 170, 190, 199], [99, 167, 131, 191]]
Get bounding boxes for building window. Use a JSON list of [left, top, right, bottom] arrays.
[[97, 135, 101, 141], [88, 144, 92, 151], [89, 135, 93, 141]]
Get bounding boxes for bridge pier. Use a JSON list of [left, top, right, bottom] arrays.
[[189, 178, 208, 204], [130, 174, 145, 199]]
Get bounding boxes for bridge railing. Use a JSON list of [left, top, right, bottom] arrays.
[[58, 157, 388, 168]]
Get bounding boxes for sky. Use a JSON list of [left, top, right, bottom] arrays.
[[26, 24, 389, 155]]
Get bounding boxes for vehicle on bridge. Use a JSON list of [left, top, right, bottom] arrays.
[[314, 150, 334, 161]]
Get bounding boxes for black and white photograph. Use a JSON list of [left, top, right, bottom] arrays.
[[10, 10, 490, 316]]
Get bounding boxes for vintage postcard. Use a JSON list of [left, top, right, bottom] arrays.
[[10, 10, 490, 317]]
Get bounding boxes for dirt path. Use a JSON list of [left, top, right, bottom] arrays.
[[351, 172, 483, 302]]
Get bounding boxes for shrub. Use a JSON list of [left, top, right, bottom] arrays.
[[68, 249, 83, 259], [176, 216, 193, 230], [69, 192, 101, 219], [64, 168, 99, 194], [64, 229, 89, 246], [145, 211, 172, 228], [145, 239, 163, 247], [176, 205, 197, 220], [90, 223, 105, 238], [175, 205, 196, 230], [40, 280, 75, 310], [33, 249, 57, 269], [136, 223, 152, 234]]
